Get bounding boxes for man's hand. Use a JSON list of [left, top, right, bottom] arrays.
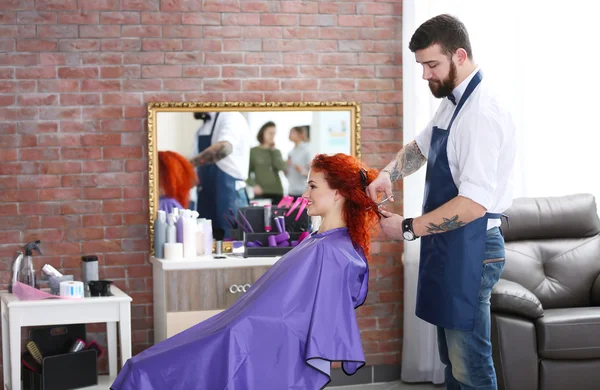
[[366, 171, 394, 203], [378, 209, 404, 240]]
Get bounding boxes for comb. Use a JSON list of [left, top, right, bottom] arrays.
[[26, 341, 43, 364]]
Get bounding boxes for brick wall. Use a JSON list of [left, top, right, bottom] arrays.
[[0, 0, 404, 372]]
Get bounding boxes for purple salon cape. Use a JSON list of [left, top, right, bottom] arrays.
[[111, 227, 369, 390]]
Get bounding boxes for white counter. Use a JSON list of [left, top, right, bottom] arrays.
[[150, 254, 281, 271]]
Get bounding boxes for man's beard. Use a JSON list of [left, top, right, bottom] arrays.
[[428, 60, 457, 99]]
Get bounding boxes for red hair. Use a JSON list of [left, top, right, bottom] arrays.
[[158, 151, 198, 209], [311, 153, 381, 262]]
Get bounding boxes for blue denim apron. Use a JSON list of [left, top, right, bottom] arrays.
[[196, 113, 246, 238], [416, 71, 502, 331]]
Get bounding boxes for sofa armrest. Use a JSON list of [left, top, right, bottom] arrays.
[[491, 279, 544, 319], [491, 312, 539, 390], [592, 273, 600, 306]]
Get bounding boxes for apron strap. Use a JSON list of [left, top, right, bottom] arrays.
[[486, 212, 510, 227], [447, 70, 483, 131]]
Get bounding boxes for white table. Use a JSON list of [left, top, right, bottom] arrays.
[[1, 286, 132, 390]]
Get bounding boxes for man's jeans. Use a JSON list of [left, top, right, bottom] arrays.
[[437, 227, 505, 390]]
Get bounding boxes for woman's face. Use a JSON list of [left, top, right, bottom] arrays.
[[302, 170, 337, 217], [262, 126, 276, 145], [289, 129, 299, 143]]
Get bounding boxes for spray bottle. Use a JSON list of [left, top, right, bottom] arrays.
[[20, 240, 42, 289]]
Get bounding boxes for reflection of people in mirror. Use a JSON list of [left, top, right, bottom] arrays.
[[158, 151, 198, 214], [286, 126, 312, 198], [190, 112, 250, 238], [111, 153, 382, 390], [247, 121, 286, 205]]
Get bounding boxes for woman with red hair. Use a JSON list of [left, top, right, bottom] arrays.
[[113, 153, 384, 390], [158, 150, 198, 214]]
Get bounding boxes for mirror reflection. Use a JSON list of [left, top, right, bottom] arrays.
[[150, 103, 360, 244]]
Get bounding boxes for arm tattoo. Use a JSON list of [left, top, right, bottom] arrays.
[[191, 142, 232, 167], [426, 215, 465, 234], [383, 141, 427, 181]]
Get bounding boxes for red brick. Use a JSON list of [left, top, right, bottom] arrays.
[[141, 12, 180, 24], [37, 25, 78, 38], [123, 79, 162, 91], [141, 65, 181, 78], [283, 53, 317, 65], [204, 26, 241, 38], [122, 25, 162, 37], [101, 119, 142, 132], [225, 39, 260, 52], [60, 120, 97, 133], [95, 172, 143, 187], [357, 3, 395, 15], [18, 94, 59, 106], [320, 27, 357, 40], [182, 40, 220, 52], [17, 11, 57, 24], [78, 0, 118, 10], [101, 11, 139, 24], [299, 15, 336, 26], [124, 106, 147, 118], [16, 67, 56, 79], [181, 66, 219, 78], [82, 160, 123, 173], [124, 52, 164, 64], [0, 81, 16, 93], [62, 201, 102, 214], [163, 79, 203, 91], [125, 264, 152, 277], [58, 39, 99, 52], [103, 146, 143, 159], [359, 53, 394, 65], [244, 52, 281, 65], [101, 39, 141, 52], [162, 26, 202, 38], [319, 2, 355, 14], [222, 13, 260, 26], [181, 13, 220, 25], [39, 188, 81, 201], [299, 66, 336, 78], [58, 67, 99, 78], [0, 189, 38, 202], [0, 68, 14, 79], [103, 93, 142, 105], [67, 227, 105, 241], [0, 53, 37, 66], [241, 1, 279, 12], [122, 0, 159, 11], [60, 93, 100, 106], [201, 0, 239, 12], [339, 15, 373, 27], [0, 149, 17, 161], [82, 187, 122, 199], [260, 14, 297, 26], [81, 134, 121, 146], [221, 66, 258, 78], [123, 214, 146, 226], [61, 147, 102, 160], [104, 252, 145, 266], [82, 106, 123, 119], [82, 214, 122, 227], [123, 186, 144, 198], [36, 0, 77, 11], [0, 95, 15, 106], [204, 79, 241, 91], [19, 148, 60, 161], [57, 11, 99, 24], [242, 27, 280, 40], [374, 16, 400, 28], [38, 79, 78, 92], [37, 161, 82, 174], [281, 79, 317, 91], [283, 27, 318, 39], [81, 80, 121, 93], [39, 107, 81, 120], [125, 160, 146, 172], [17, 39, 57, 52], [82, 240, 122, 253]]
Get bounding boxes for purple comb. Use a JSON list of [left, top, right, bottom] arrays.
[[237, 209, 254, 233]]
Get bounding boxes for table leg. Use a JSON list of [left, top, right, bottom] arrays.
[[8, 312, 19, 390], [118, 303, 132, 368], [1, 301, 9, 390], [107, 321, 117, 378]]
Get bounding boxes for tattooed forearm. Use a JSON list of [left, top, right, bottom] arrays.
[[191, 141, 232, 167], [426, 215, 466, 234], [382, 141, 427, 181]]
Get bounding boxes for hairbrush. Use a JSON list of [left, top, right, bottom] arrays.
[[26, 341, 43, 364]]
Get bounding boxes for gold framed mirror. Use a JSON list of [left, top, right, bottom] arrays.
[[147, 101, 361, 255]]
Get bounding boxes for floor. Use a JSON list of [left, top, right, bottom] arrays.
[[330, 381, 442, 390]]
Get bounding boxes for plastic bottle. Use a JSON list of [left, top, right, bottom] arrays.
[[204, 219, 213, 256], [20, 240, 42, 288], [166, 213, 176, 244], [154, 210, 167, 258], [174, 208, 184, 243], [196, 219, 205, 256], [182, 209, 197, 259]]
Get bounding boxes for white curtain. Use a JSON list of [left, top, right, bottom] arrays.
[[401, 0, 599, 383]]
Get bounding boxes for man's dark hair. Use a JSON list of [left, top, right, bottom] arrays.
[[257, 121, 276, 144], [409, 14, 473, 59]]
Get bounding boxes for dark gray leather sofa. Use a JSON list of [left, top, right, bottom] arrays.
[[490, 193, 600, 390]]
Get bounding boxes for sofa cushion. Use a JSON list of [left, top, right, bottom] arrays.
[[536, 307, 600, 359], [491, 279, 544, 319]]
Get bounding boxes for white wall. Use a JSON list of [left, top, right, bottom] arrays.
[[156, 111, 201, 159]]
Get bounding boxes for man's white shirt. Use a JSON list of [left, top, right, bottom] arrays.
[[415, 67, 517, 229]]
